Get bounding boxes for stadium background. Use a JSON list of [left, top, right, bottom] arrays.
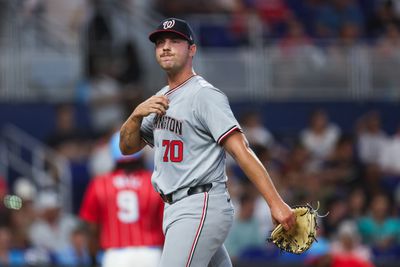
[[1, 0, 400, 266]]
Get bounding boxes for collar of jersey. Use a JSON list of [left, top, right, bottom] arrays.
[[165, 75, 197, 96]]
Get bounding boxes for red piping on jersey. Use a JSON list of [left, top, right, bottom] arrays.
[[217, 126, 241, 144], [185, 192, 209, 267], [165, 75, 197, 96]]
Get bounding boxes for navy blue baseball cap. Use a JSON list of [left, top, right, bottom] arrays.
[[149, 18, 195, 45]]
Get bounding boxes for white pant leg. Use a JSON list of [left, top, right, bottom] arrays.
[[102, 247, 162, 267]]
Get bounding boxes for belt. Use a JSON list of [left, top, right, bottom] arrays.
[[159, 183, 213, 204]]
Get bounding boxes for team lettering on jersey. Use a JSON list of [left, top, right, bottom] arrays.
[[154, 115, 183, 135], [113, 175, 142, 189]]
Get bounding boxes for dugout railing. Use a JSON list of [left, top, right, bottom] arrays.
[[0, 124, 73, 213]]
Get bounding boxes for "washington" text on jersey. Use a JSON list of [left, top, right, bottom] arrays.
[[154, 115, 183, 135]]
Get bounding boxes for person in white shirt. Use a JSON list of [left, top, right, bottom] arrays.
[[356, 111, 387, 165], [300, 109, 340, 170]]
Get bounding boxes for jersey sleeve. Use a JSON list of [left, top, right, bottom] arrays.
[[193, 87, 241, 144], [79, 179, 100, 223], [140, 114, 155, 147]]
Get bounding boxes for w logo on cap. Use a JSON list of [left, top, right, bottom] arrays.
[[163, 20, 175, 29], [149, 18, 195, 45]]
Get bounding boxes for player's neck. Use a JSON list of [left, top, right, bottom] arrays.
[[167, 69, 196, 89]]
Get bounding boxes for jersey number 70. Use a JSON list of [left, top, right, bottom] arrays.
[[162, 140, 183, 162]]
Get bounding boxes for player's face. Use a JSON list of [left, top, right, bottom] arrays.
[[155, 34, 196, 74]]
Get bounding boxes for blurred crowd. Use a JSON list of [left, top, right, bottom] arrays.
[[156, 0, 400, 48], [13, 0, 400, 48], [225, 109, 400, 266], [1, 105, 400, 266]]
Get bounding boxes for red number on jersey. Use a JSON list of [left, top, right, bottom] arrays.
[[162, 140, 183, 162]]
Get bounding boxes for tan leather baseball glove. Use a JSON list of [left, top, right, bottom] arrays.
[[268, 203, 327, 254]]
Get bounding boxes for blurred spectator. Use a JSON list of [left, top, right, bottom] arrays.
[[322, 134, 360, 187], [225, 188, 264, 262], [216, 0, 245, 13], [357, 193, 400, 259], [303, 224, 331, 264], [0, 225, 26, 266], [29, 191, 79, 253], [88, 129, 115, 177], [362, 163, 384, 197], [285, 0, 326, 37], [84, 0, 113, 78], [337, 22, 363, 48], [367, 0, 400, 38], [347, 187, 368, 221], [372, 23, 400, 99], [155, 0, 226, 16], [300, 109, 341, 171], [55, 226, 91, 267], [329, 254, 375, 267], [356, 111, 387, 165], [322, 195, 349, 239], [245, 0, 292, 37], [80, 131, 164, 267], [374, 22, 400, 57], [154, 0, 186, 16], [281, 142, 312, 202], [45, 103, 91, 162], [10, 178, 37, 249], [23, 247, 52, 266], [114, 41, 145, 117], [76, 66, 125, 137], [331, 220, 373, 262], [239, 111, 275, 148], [23, 0, 85, 46], [315, 0, 364, 38], [379, 123, 400, 175], [43, 104, 92, 207], [13, 177, 37, 202], [251, 144, 282, 178], [278, 18, 313, 56], [115, 41, 143, 88]]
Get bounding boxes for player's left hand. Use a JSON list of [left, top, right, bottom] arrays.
[[270, 201, 295, 231]]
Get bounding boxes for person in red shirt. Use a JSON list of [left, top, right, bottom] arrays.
[[80, 131, 164, 267]]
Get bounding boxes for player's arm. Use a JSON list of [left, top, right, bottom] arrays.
[[222, 131, 295, 231], [120, 95, 169, 154]]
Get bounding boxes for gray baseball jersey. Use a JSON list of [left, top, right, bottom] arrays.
[[140, 75, 241, 194]]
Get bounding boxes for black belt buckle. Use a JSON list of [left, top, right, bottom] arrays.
[[187, 183, 213, 196]]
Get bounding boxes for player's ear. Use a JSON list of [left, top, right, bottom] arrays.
[[189, 44, 197, 57]]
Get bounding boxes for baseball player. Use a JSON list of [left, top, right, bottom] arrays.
[[79, 131, 164, 267], [119, 18, 295, 267]]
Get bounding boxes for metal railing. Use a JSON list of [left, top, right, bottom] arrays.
[[1, 124, 73, 212], [194, 43, 400, 101], [2, 9, 400, 102]]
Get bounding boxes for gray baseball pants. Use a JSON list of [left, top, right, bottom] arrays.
[[159, 182, 234, 267]]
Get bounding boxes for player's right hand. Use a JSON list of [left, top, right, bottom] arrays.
[[133, 95, 169, 118], [270, 201, 295, 231]]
